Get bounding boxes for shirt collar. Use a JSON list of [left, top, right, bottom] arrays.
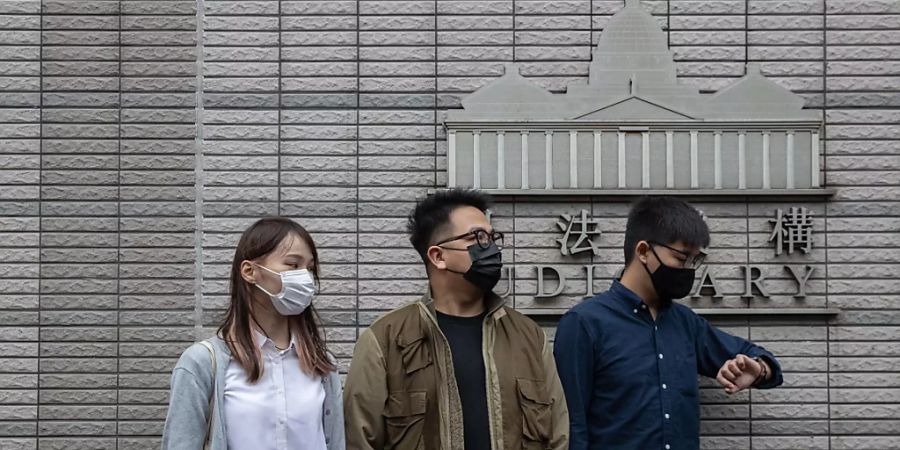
[[609, 279, 651, 311], [609, 279, 676, 316], [252, 327, 297, 351]]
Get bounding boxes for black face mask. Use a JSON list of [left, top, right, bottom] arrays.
[[447, 241, 503, 294], [642, 246, 695, 305]]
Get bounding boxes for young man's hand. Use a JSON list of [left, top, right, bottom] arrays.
[[716, 354, 769, 394]]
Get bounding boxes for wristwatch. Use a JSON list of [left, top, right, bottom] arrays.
[[752, 356, 768, 386]]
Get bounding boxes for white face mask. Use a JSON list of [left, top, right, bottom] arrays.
[[253, 263, 316, 316]]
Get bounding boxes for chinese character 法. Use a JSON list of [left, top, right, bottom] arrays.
[[556, 209, 602, 257]]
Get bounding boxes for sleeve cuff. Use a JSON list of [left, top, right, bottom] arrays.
[[751, 354, 783, 389]]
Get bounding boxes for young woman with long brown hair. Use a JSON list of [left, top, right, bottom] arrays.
[[162, 217, 344, 450]]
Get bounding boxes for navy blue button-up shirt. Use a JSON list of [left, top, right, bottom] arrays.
[[554, 281, 783, 450]]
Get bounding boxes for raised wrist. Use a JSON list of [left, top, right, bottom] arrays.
[[752, 356, 768, 386]]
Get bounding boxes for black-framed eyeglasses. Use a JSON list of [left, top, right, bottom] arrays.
[[436, 229, 504, 250], [649, 241, 707, 269]]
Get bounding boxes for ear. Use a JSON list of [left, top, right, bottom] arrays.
[[240, 260, 257, 284], [426, 245, 447, 271], [635, 241, 651, 265]]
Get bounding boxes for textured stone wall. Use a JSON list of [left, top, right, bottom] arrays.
[[1, 0, 898, 448]]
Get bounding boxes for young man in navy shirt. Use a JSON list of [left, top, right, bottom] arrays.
[[554, 196, 783, 450]]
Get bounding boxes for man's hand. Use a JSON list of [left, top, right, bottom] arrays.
[[716, 354, 768, 394]]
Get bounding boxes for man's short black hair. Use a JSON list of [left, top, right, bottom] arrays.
[[408, 188, 492, 263], [624, 196, 710, 264]]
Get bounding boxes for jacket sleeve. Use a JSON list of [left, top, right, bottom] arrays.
[[553, 311, 594, 450], [343, 329, 388, 450], [161, 366, 211, 450], [694, 312, 784, 389], [542, 329, 570, 450]]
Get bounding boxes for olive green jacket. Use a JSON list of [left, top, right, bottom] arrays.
[[344, 289, 569, 450]]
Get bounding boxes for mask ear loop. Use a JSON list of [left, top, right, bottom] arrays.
[[638, 243, 666, 303], [252, 262, 279, 275], [435, 243, 473, 276], [251, 262, 283, 297], [639, 242, 665, 278], [649, 243, 669, 265], [255, 283, 277, 297]]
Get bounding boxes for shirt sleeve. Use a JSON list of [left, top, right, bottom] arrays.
[[553, 311, 595, 450], [693, 312, 784, 389]]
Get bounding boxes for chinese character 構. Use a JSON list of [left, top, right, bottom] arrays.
[[556, 209, 602, 256], [768, 207, 813, 256]]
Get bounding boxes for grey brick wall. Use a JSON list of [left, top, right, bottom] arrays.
[[0, 0, 898, 448]]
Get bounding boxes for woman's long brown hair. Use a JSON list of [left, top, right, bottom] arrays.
[[219, 217, 335, 381]]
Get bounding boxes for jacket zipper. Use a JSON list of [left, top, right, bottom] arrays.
[[482, 316, 501, 450], [419, 303, 459, 450]]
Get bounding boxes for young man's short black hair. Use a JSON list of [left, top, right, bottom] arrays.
[[624, 196, 710, 264], [408, 188, 492, 264]]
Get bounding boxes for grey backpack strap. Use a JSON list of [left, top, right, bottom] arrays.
[[198, 340, 217, 450]]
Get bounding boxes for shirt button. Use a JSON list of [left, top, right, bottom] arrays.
[[633, 308, 638, 314], [666, 445, 671, 449], [659, 353, 664, 359], [642, 304, 647, 309], [665, 413, 670, 419], [654, 326, 658, 331], [325, 409, 331, 416], [662, 383, 667, 389]]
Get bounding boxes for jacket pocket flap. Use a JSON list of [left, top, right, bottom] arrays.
[[516, 378, 551, 405], [384, 390, 427, 418], [396, 331, 426, 349], [398, 333, 432, 374]]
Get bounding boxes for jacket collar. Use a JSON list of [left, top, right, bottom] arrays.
[[420, 284, 507, 321]]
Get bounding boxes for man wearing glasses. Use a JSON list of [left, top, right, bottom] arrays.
[[554, 196, 783, 450], [344, 188, 569, 450]]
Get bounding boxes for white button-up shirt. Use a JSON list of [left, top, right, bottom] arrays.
[[223, 330, 327, 450]]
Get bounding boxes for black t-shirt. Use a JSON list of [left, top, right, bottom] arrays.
[[436, 310, 491, 450]]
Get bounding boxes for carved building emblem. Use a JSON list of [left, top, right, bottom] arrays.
[[445, 0, 825, 195]]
